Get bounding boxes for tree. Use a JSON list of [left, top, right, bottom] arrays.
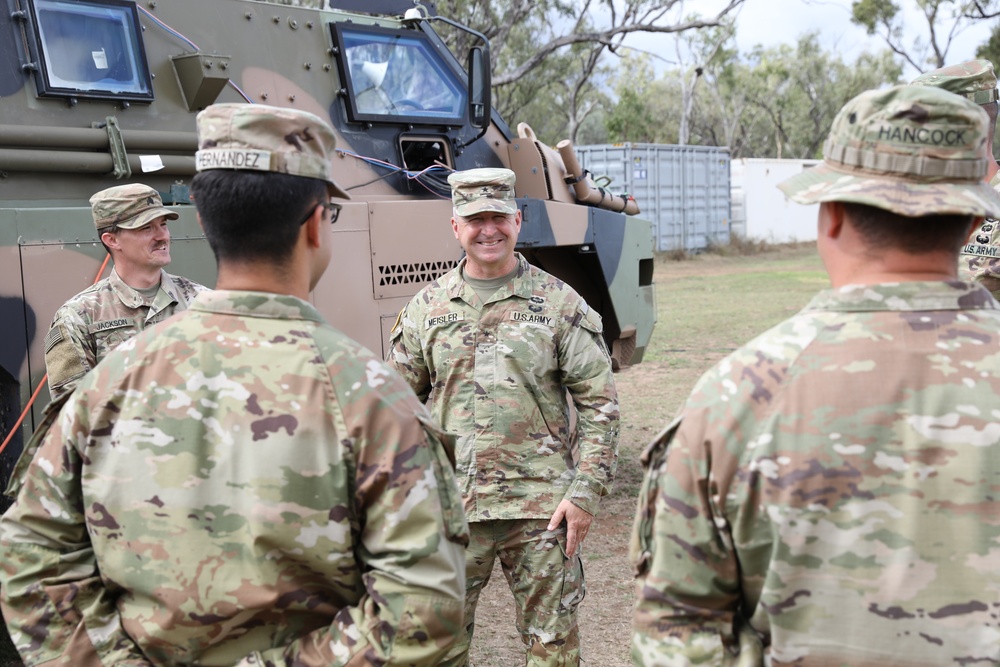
[[673, 19, 738, 145], [850, 0, 981, 72], [604, 56, 659, 142], [434, 0, 748, 143], [976, 24, 1000, 65], [601, 32, 902, 157]]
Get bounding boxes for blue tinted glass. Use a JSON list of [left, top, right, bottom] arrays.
[[35, 0, 151, 98], [342, 27, 465, 121]]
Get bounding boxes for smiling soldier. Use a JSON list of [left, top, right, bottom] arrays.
[[388, 167, 620, 667], [43, 183, 207, 401]]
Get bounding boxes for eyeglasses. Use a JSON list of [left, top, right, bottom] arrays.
[[299, 201, 342, 225]]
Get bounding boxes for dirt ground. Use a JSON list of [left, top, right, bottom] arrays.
[[469, 244, 823, 666], [0, 245, 821, 667]]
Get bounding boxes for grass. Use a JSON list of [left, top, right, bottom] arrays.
[[0, 242, 827, 667]]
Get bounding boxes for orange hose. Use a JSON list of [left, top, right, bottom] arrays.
[[0, 254, 112, 456]]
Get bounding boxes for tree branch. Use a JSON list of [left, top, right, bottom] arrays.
[[493, 0, 746, 86]]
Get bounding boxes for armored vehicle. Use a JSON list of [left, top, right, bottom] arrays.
[[0, 0, 656, 490]]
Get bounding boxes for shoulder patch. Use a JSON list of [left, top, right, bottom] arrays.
[[390, 307, 405, 337], [44, 326, 63, 353], [577, 304, 604, 334]]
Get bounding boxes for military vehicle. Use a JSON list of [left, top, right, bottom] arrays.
[[0, 0, 656, 494]]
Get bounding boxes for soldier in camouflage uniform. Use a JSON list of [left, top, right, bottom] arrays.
[[44, 183, 206, 402], [387, 168, 620, 667], [911, 59, 1000, 291], [631, 85, 1000, 665], [0, 103, 468, 666]]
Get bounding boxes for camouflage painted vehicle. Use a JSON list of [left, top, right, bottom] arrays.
[[0, 0, 655, 495]]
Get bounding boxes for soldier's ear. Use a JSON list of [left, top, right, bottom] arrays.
[[100, 230, 119, 249], [820, 201, 845, 240], [303, 204, 324, 249]]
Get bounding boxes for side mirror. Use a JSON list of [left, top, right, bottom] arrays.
[[467, 45, 491, 130]]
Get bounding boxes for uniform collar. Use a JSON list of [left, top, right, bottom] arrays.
[[446, 253, 533, 303], [109, 267, 171, 309], [190, 289, 326, 323], [804, 281, 999, 313]]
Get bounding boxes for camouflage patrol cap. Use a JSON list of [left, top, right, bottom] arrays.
[[195, 103, 350, 200], [448, 168, 517, 217], [910, 59, 998, 105], [90, 183, 178, 231], [778, 84, 1000, 218]]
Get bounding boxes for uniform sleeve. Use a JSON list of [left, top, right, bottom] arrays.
[[240, 362, 468, 667], [44, 308, 95, 402], [630, 392, 772, 667], [558, 305, 620, 516], [0, 395, 153, 666], [629, 412, 744, 665], [386, 304, 433, 403]]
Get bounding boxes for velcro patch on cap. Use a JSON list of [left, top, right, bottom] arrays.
[[196, 149, 272, 172]]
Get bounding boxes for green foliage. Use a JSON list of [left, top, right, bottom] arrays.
[[850, 0, 984, 71], [976, 23, 1000, 68], [598, 30, 901, 155], [851, 0, 900, 34], [604, 56, 660, 142]]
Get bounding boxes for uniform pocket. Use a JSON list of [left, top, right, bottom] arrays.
[[553, 528, 587, 612]]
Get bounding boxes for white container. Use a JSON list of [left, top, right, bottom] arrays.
[[574, 143, 731, 252], [730, 158, 821, 243]]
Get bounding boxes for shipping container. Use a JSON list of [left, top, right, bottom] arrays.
[[730, 158, 821, 242], [574, 143, 731, 252]]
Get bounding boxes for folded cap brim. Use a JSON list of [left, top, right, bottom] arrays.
[[112, 207, 180, 230], [778, 161, 1000, 218], [455, 199, 518, 217]]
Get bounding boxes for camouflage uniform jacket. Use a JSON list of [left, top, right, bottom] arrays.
[[960, 170, 1000, 291], [387, 253, 620, 522], [0, 290, 469, 667], [631, 281, 1000, 666], [44, 267, 206, 401]]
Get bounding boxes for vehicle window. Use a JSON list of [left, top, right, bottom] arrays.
[[335, 24, 465, 123], [30, 0, 152, 101]]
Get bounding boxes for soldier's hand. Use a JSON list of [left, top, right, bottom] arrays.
[[548, 499, 594, 558]]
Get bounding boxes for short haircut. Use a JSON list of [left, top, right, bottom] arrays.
[[190, 170, 326, 264], [842, 202, 975, 255]]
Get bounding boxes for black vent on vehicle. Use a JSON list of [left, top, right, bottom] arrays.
[[379, 261, 457, 286]]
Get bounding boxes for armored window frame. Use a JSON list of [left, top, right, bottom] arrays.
[[331, 22, 466, 126], [21, 0, 154, 103]]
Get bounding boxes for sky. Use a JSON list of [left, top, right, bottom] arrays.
[[627, 0, 996, 81]]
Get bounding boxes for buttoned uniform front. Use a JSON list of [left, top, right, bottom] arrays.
[[0, 289, 469, 666], [387, 252, 619, 665], [630, 281, 1000, 666], [388, 253, 618, 520], [44, 266, 205, 401]]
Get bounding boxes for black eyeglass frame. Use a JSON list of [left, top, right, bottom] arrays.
[[299, 201, 342, 226]]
